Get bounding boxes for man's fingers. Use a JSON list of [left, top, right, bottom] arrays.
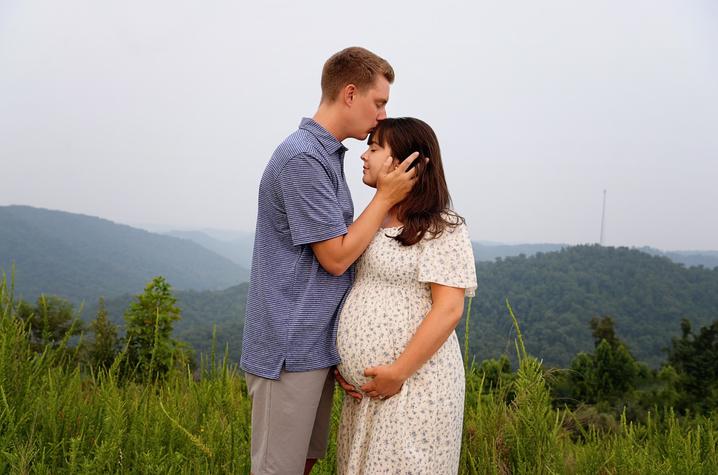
[[381, 156, 393, 175], [334, 369, 358, 392], [334, 368, 347, 384], [338, 380, 355, 391], [397, 152, 420, 172], [334, 369, 349, 386]]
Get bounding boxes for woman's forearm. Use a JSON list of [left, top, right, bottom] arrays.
[[393, 285, 465, 380]]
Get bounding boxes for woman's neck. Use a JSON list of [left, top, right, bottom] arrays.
[[381, 207, 403, 228]]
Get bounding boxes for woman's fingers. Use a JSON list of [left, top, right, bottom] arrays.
[[360, 380, 375, 393]]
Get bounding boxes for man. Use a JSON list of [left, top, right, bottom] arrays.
[[241, 47, 419, 474]]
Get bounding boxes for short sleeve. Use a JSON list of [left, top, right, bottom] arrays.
[[277, 154, 348, 246], [417, 222, 478, 297]]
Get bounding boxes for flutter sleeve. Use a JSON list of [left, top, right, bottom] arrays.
[[417, 222, 478, 297]]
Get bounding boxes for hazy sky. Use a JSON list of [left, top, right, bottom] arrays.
[[1, 1, 716, 250]]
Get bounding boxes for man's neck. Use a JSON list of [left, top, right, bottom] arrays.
[[313, 105, 346, 142]]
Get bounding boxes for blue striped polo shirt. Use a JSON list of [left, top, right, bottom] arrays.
[[240, 118, 355, 380]]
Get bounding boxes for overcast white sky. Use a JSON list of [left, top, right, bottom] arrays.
[[1, 1, 716, 250]]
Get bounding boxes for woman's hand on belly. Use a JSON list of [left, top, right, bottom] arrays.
[[361, 363, 408, 400]]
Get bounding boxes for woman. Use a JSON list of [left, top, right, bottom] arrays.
[[336, 118, 477, 474]]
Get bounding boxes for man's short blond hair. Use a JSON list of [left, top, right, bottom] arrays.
[[321, 47, 395, 103]]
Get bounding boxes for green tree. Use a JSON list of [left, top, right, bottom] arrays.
[[123, 276, 187, 380], [478, 355, 514, 394], [592, 339, 639, 402], [17, 294, 83, 351], [667, 318, 718, 412], [589, 316, 619, 347], [87, 297, 119, 370], [569, 316, 641, 405]]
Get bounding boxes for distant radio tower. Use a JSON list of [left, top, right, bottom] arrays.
[[600, 189, 607, 246]]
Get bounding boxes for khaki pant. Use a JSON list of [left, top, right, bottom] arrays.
[[245, 368, 335, 475]]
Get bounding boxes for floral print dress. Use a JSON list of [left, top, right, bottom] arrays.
[[336, 221, 477, 474]]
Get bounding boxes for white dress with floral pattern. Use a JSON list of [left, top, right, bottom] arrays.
[[336, 221, 477, 474]]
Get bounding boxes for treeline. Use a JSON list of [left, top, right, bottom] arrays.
[[477, 310, 718, 421], [14, 276, 194, 382], [90, 284, 247, 365], [9, 244, 718, 370], [11, 269, 718, 419], [80, 244, 718, 370]]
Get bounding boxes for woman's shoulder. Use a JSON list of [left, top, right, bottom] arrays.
[[442, 211, 467, 231], [422, 210, 469, 243]]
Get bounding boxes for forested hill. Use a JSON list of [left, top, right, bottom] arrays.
[[0, 205, 249, 303], [472, 242, 718, 268], [87, 244, 718, 368], [461, 245, 718, 368]]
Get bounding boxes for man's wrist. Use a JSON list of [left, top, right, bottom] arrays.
[[373, 190, 396, 209]]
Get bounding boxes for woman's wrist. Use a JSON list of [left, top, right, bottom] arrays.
[[392, 360, 413, 382]]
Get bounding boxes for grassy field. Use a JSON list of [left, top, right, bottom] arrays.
[[1, 281, 717, 474]]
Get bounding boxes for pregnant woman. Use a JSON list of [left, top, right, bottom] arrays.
[[336, 118, 477, 474]]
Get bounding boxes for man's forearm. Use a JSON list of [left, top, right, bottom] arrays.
[[311, 153, 420, 276], [311, 193, 393, 276]]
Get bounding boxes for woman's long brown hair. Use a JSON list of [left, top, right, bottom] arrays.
[[369, 117, 464, 246]]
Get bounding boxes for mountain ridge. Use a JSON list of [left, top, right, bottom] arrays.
[[0, 205, 249, 303]]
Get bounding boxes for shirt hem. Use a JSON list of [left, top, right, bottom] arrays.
[[241, 358, 341, 381], [291, 224, 347, 246]]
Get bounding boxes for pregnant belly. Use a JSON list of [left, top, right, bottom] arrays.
[[336, 290, 413, 391], [336, 335, 397, 390]]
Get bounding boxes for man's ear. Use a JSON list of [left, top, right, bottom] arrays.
[[343, 84, 358, 106]]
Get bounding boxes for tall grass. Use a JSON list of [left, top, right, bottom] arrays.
[[1, 276, 717, 473]]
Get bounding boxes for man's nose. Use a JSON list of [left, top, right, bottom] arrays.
[[377, 108, 387, 121]]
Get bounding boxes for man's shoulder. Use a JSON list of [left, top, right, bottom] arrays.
[[272, 128, 322, 162], [264, 130, 331, 180]]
